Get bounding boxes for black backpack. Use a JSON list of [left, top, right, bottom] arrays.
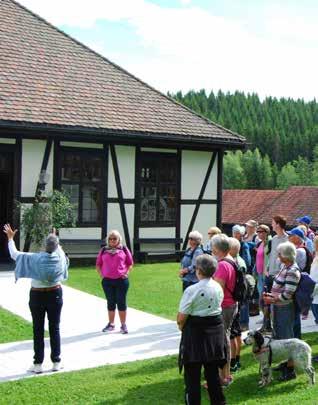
[[301, 246, 313, 274], [221, 258, 254, 303]]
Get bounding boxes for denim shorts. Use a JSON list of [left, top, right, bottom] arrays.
[[272, 302, 294, 339]]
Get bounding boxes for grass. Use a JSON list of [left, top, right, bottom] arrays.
[[0, 334, 318, 404], [0, 306, 33, 343], [66, 262, 181, 320], [1, 264, 318, 404]]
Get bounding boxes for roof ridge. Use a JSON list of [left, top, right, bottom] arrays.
[[9, 0, 244, 143]]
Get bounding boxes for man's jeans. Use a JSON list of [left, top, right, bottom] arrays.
[[29, 287, 63, 364]]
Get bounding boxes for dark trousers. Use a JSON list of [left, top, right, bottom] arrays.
[[102, 277, 129, 311], [29, 288, 63, 364], [184, 362, 226, 405], [183, 280, 197, 292]]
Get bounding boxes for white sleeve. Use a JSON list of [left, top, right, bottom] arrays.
[[179, 288, 193, 314], [8, 239, 20, 261]]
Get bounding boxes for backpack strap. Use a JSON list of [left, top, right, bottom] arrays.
[[219, 258, 237, 295]]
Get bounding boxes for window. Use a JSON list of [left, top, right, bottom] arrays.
[[138, 153, 178, 226], [59, 149, 103, 226]]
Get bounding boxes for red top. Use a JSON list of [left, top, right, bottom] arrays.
[[214, 259, 236, 308]]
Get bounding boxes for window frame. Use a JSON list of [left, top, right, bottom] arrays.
[[56, 147, 105, 227], [136, 151, 179, 228]]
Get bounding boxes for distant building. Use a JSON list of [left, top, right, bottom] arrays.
[[222, 186, 318, 234]]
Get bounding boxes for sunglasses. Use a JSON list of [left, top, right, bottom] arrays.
[[257, 230, 266, 233], [108, 237, 118, 241]]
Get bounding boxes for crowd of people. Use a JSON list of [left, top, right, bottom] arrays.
[[177, 214, 318, 404], [3, 214, 318, 405]]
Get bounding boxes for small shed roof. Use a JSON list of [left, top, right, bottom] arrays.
[[0, 0, 245, 147], [222, 187, 318, 228]]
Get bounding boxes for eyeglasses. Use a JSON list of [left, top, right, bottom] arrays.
[[208, 232, 213, 235], [108, 237, 118, 241], [189, 237, 196, 240], [257, 230, 266, 233]]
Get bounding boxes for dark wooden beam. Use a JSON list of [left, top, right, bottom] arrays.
[[216, 150, 224, 229], [110, 144, 131, 251]]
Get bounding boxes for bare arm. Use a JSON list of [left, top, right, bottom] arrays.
[[177, 312, 188, 331]]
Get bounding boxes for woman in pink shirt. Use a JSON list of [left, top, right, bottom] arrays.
[[212, 233, 237, 387], [96, 230, 133, 334]]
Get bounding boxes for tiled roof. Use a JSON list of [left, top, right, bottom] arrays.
[[0, 0, 245, 146], [222, 187, 318, 228]]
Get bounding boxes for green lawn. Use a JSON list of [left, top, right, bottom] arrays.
[[1, 265, 318, 404], [67, 262, 181, 320], [0, 334, 318, 404], [0, 306, 33, 343]]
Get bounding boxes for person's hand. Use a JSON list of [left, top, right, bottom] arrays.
[[122, 273, 128, 279], [179, 268, 188, 276], [51, 227, 57, 235], [3, 224, 18, 240]]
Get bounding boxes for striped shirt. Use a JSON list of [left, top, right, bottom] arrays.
[[271, 262, 300, 305]]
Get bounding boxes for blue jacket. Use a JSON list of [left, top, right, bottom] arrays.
[[15, 250, 69, 283], [240, 241, 251, 270], [180, 246, 204, 283]]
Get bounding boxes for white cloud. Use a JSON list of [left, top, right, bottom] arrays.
[[19, 0, 318, 100]]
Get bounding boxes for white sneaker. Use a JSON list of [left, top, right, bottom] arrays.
[[52, 362, 63, 372], [28, 364, 43, 374]]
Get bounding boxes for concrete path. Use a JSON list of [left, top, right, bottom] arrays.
[[0, 271, 180, 383], [0, 270, 317, 383]]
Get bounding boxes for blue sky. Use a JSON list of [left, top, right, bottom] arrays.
[[20, 0, 318, 100]]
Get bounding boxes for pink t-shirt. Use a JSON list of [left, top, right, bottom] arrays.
[[96, 247, 133, 279], [256, 242, 265, 275], [214, 260, 236, 308]]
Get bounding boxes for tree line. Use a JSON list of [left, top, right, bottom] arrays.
[[170, 90, 318, 189]]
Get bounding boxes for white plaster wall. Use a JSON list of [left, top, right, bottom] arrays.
[[0, 138, 15, 144], [139, 227, 175, 238], [204, 156, 218, 200], [107, 203, 134, 247], [181, 151, 217, 200], [116, 146, 135, 199], [59, 228, 101, 239], [21, 139, 54, 196], [180, 204, 217, 243], [60, 142, 103, 149]]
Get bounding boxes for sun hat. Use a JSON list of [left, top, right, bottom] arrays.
[[287, 227, 305, 241], [296, 215, 312, 225], [257, 224, 270, 234]]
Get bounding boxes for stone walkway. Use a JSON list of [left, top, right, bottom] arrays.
[[0, 271, 180, 383], [0, 270, 317, 383]]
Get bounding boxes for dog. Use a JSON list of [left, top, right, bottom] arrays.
[[244, 330, 315, 387]]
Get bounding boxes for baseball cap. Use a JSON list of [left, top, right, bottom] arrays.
[[296, 215, 312, 225], [287, 227, 305, 241]]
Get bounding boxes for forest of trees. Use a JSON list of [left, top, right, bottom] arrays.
[[170, 90, 318, 189]]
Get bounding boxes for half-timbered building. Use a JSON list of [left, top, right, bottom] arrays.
[[0, 0, 246, 262]]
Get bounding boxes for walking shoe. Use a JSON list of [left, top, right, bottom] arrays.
[[120, 324, 128, 334], [28, 364, 43, 374], [312, 355, 318, 363], [236, 361, 241, 370], [230, 364, 238, 373], [52, 362, 63, 372], [102, 323, 115, 332]]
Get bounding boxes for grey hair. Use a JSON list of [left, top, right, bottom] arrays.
[[228, 237, 241, 255], [196, 254, 218, 278], [106, 229, 122, 245], [188, 230, 203, 244], [211, 233, 230, 253], [277, 241, 296, 262], [45, 234, 59, 253]]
